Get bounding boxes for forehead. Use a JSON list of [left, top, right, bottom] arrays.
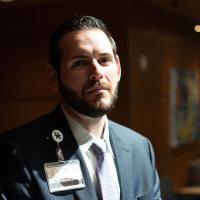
[[59, 29, 113, 54]]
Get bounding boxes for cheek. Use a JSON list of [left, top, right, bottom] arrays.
[[105, 69, 119, 86], [60, 72, 87, 92]]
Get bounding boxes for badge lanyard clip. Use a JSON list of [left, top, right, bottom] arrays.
[[56, 143, 64, 161], [52, 130, 64, 162]]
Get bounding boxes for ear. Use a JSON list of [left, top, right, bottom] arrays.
[[47, 65, 59, 92], [115, 55, 121, 82]]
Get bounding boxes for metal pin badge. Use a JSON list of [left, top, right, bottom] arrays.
[[52, 130, 64, 161], [52, 130, 63, 143]]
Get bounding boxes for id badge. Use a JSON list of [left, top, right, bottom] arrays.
[[44, 160, 85, 193]]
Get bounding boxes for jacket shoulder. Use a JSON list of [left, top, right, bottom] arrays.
[[108, 120, 147, 141]]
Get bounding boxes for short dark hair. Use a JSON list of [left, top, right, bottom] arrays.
[[49, 15, 117, 71]]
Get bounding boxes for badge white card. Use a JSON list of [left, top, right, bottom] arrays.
[[44, 160, 85, 193]]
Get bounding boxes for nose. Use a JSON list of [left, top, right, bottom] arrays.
[[89, 60, 103, 81]]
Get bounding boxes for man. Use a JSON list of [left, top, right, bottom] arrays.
[[0, 16, 161, 199]]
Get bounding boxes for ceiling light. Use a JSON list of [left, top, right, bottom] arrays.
[[194, 25, 200, 33]]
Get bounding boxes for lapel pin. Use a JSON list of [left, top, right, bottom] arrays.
[[52, 130, 63, 143]]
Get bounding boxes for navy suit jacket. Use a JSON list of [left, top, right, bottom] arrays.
[[0, 105, 161, 200]]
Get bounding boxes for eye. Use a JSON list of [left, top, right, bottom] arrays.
[[71, 59, 88, 69], [98, 55, 114, 66]]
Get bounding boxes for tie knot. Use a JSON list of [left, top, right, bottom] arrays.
[[90, 140, 107, 156]]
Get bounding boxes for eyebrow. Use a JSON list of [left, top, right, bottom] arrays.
[[63, 55, 88, 62], [71, 55, 88, 60], [100, 53, 114, 57], [68, 52, 114, 61]]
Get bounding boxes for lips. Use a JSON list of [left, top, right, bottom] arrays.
[[85, 82, 110, 95], [86, 86, 107, 94]]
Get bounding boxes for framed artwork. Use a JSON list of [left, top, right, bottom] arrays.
[[169, 68, 200, 147]]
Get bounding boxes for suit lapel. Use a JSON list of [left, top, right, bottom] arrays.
[[109, 124, 134, 200], [109, 122, 156, 200]]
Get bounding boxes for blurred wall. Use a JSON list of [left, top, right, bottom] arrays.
[[126, 1, 200, 189], [1, 0, 200, 190]]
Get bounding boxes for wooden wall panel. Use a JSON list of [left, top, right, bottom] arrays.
[[128, 25, 200, 188], [0, 32, 59, 133], [0, 100, 58, 133]]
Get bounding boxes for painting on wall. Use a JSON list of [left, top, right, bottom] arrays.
[[169, 68, 200, 147]]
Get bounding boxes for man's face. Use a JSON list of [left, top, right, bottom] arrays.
[[53, 29, 121, 117]]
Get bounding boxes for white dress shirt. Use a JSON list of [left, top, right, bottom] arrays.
[[61, 106, 120, 198]]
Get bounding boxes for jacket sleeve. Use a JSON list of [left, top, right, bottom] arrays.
[[147, 139, 162, 200], [0, 138, 35, 200], [0, 186, 7, 200]]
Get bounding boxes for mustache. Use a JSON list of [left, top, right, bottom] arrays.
[[84, 80, 111, 94]]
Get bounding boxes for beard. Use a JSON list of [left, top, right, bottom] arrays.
[[58, 79, 118, 118]]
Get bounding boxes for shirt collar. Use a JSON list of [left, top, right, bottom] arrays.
[[61, 105, 112, 155]]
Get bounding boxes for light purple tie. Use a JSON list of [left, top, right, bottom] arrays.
[[91, 140, 120, 200]]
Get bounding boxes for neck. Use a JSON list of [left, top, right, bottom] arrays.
[[62, 103, 106, 138]]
